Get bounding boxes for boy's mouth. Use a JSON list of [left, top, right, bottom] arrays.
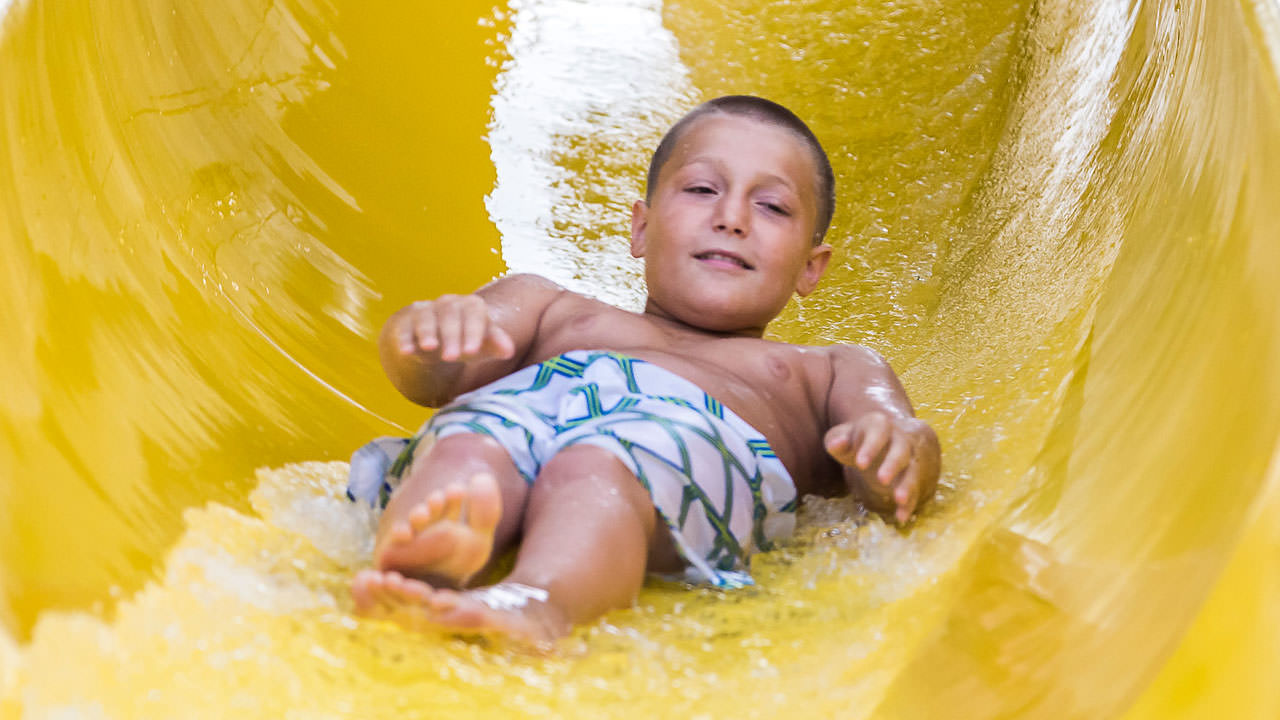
[[694, 250, 754, 270]]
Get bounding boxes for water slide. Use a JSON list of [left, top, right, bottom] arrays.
[[2, 0, 1278, 717]]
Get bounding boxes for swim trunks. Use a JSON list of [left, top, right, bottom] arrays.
[[347, 350, 797, 588]]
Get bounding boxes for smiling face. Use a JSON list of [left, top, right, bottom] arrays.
[[630, 113, 833, 336]]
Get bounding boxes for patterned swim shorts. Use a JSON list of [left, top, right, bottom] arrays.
[[348, 350, 797, 588]]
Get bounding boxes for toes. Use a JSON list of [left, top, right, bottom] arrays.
[[373, 522, 415, 568], [355, 571, 404, 617], [372, 571, 406, 609], [370, 474, 502, 590], [353, 575, 555, 645], [428, 490, 446, 515], [466, 473, 501, 533], [399, 576, 435, 603], [351, 570, 380, 612], [399, 477, 500, 536], [382, 570, 408, 593], [354, 570, 501, 636], [387, 521, 413, 544], [425, 588, 461, 614], [441, 484, 465, 522], [407, 501, 435, 533]]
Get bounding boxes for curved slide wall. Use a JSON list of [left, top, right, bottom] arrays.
[[2, 0, 1278, 717]]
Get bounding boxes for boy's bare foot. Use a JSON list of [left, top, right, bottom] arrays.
[[374, 473, 501, 588], [351, 570, 568, 646]]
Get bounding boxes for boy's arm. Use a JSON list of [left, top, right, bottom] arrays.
[[822, 345, 941, 525], [379, 273, 564, 407]]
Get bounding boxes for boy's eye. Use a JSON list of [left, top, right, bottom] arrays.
[[685, 185, 715, 194], [759, 202, 790, 216]]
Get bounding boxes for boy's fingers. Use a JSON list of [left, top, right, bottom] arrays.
[[894, 466, 921, 525], [403, 295, 513, 362], [460, 300, 487, 356], [436, 300, 463, 361], [878, 435, 912, 484], [412, 307, 439, 353], [396, 320, 418, 354], [823, 423, 855, 458], [855, 415, 889, 470], [895, 505, 912, 526]]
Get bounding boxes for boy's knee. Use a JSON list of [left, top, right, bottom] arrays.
[[535, 445, 649, 506], [539, 444, 630, 481]]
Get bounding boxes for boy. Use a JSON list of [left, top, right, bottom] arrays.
[[348, 96, 940, 645]]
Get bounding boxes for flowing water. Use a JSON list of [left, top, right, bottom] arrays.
[[2, 0, 1278, 717]]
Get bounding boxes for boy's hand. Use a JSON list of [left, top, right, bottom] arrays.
[[824, 412, 940, 526], [389, 294, 516, 363], [379, 275, 566, 408]]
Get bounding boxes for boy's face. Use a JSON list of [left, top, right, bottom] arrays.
[[630, 114, 832, 335]]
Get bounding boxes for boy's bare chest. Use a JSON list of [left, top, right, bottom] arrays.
[[532, 304, 802, 394]]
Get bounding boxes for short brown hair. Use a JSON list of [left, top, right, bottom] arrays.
[[645, 95, 836, 244]]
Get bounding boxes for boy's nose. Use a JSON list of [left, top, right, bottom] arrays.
[[712, 195, 749, 237]]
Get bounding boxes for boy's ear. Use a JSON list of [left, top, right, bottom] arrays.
[[795, 243, 833, 296], [629, 200, 649, 258]]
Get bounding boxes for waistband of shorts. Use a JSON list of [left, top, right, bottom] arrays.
[[545, 350, 783, 462]]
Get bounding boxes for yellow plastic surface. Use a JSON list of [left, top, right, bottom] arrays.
[[2, 0, 1277, 717]]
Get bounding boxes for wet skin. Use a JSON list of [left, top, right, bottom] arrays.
[[357, 114, 941, 644]]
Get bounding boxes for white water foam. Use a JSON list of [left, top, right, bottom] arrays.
[[1, 621, 18, 705], [486, 0, 694, 309]]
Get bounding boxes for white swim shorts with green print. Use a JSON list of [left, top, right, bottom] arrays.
[[347, 350, 798, 588]]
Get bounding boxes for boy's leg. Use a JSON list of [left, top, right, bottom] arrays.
[[502, 442, 681, 626], [366, 432, 529, 587], [352, 444, 684, 644]]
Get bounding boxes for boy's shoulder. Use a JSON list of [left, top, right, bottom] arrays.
[[487, 272, 570, 299], [481, 272, 606, 325], [492, 273, 653, 320], [489, 273, 609, 310], [825, 341, 889, 369]]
